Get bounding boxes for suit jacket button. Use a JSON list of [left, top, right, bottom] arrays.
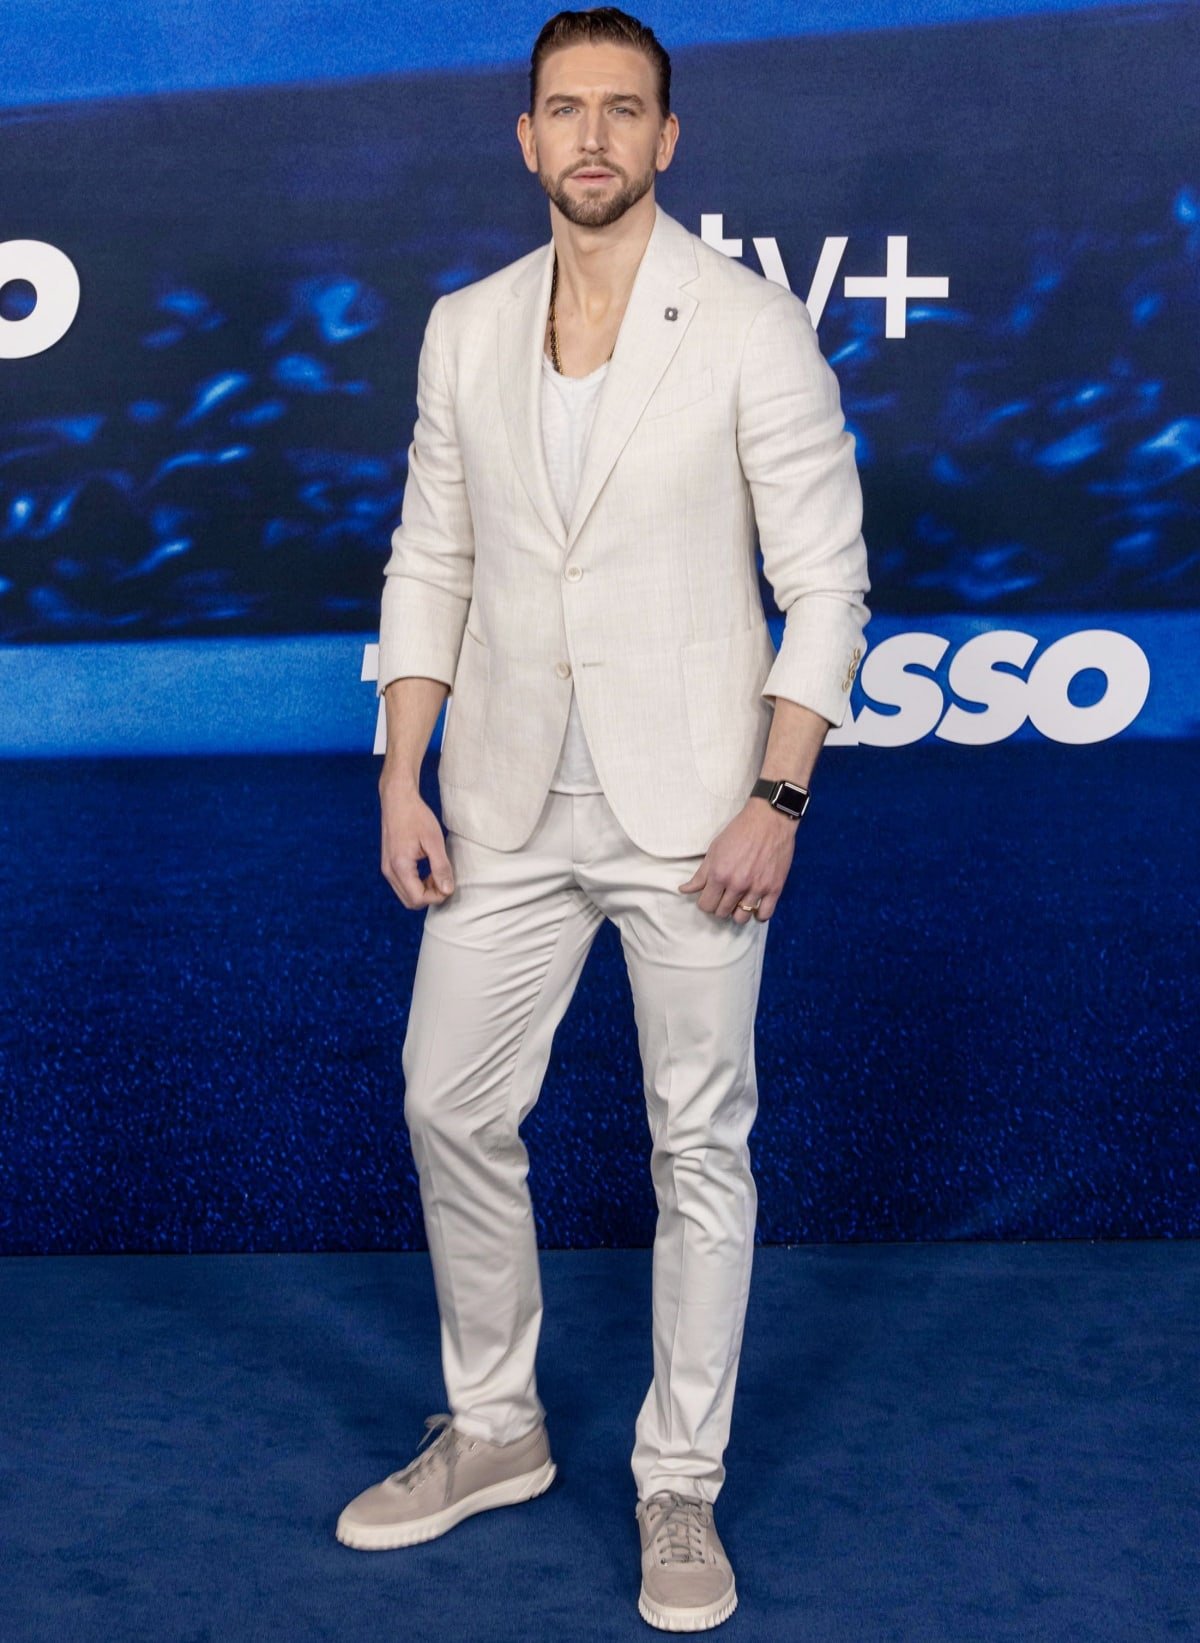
[[555, 661, 572, 678], [565, 564, 583, 581]]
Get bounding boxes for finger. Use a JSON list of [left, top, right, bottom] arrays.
[[678, 864, 706, 893], [391, 857, 429, 908], [423, 832, 455, 896], [717, 885, 752, 920], [419, 877, 451, 906], [725, 884, 764, 922], [410, 811, 447, 893], [698, 880, 729, 917]]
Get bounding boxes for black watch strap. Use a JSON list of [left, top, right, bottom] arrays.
[[750, 777, 811, 820]]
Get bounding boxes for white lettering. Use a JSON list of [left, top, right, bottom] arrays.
[[837, 633, 950, 748], [843, 235, 950, 339], [1026, 630, 1151, 745], [701, 214, 848, 319], [936, 630, 1039, 745], [699, 214, 743, 260], [701, 219, 947, 335], [801, 236, 850, 329], [0, 239, 81, 359], [834, 629, 1150, 746], [361, 642, 387, 754]]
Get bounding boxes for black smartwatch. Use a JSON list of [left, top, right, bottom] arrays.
[[750, 777, 810, 821]]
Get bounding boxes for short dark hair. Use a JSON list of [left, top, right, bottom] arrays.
[[529, 7, 671, 121]]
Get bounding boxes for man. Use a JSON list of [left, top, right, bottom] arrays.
[[335, 7, 870, 1631]]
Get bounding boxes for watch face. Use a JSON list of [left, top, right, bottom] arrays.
[[774, 781, 809, 819]]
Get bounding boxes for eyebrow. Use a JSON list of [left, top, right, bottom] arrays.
[[543, 91, 647, 109]]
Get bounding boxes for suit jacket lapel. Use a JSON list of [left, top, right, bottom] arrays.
[[497, 235, 564, 547], [497, 201, 701, 555], [566, 205, 700, 550]]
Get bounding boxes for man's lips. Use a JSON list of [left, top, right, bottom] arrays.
[[571, 169, 615, 181]]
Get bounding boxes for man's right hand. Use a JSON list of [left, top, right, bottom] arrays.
[[380, 779, 455, 909]]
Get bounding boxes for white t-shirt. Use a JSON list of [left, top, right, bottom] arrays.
[[541, 350, 606, 794]]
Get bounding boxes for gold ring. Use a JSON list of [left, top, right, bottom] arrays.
[[738, 900, 760, 912]]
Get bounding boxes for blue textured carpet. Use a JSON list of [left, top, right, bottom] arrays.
[[2, 1243, 1196, 1640], [3, 743, 1198, 1253]]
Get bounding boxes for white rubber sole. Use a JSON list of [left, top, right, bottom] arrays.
[[335, 1459, 557, 1550], [638, 1578, 738, 1632]]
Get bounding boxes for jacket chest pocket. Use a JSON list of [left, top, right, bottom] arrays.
[[641, 366, 713, 423]]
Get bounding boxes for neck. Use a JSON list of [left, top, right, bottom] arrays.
[[549, 194, 656, 321]]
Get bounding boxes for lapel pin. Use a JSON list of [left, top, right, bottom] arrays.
[[664, 306, 678, 321]]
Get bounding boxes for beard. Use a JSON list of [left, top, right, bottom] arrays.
[[538, 159, 656, 229]]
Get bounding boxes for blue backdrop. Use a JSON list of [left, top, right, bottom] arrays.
[[1, 0, 1196, 1251]]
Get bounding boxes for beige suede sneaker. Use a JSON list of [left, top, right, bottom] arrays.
[[636, 1490, 738, 1631], [335, 1412, 556, 1550]]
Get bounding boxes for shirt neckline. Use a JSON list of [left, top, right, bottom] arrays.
[[542, 352, 609, 386]]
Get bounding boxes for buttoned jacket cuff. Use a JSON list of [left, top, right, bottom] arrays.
[[761, 595, 868, 727]]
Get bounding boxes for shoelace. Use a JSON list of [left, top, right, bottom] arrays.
[[643, 1490, 711, 1565], [391, 1412, 460, 1495]]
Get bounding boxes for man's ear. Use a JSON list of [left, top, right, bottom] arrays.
[[515, 112, 538, 174]]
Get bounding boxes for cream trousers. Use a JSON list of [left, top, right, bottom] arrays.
[[401, 786, 769, 1503]]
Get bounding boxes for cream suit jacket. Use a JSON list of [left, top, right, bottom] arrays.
[[376, 201, 871, 857]]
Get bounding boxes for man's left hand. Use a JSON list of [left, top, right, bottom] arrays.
[[677, 802, 798, 923]]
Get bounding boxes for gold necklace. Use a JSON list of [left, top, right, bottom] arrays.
[[548, 252, 614, 375]]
